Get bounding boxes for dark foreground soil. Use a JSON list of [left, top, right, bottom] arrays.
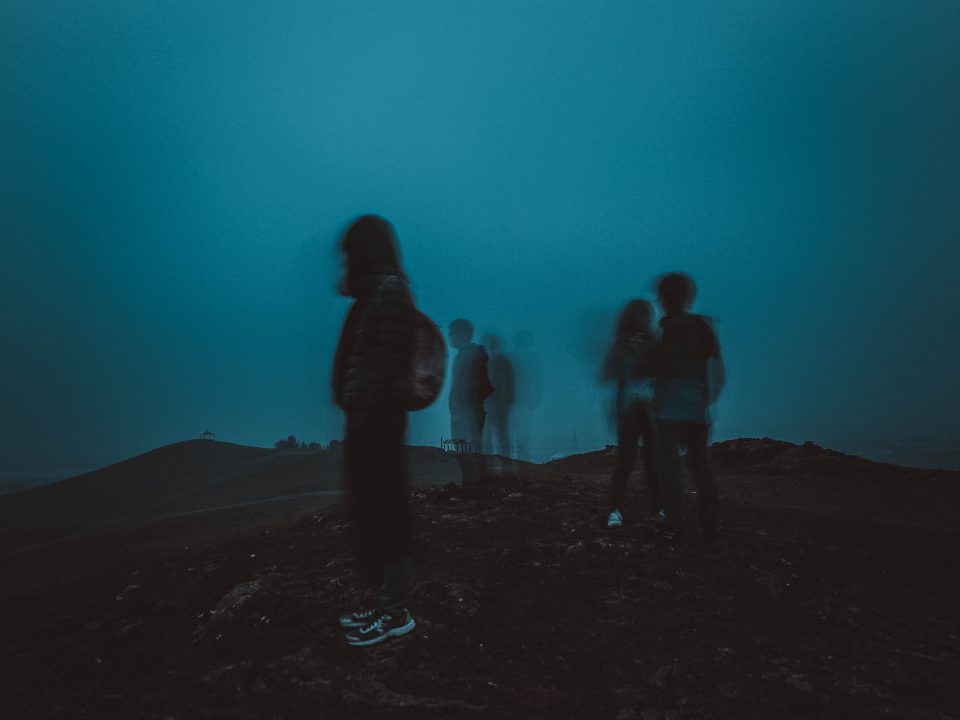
[[1, 440, 958, 719]]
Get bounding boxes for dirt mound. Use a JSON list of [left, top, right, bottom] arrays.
[[1, 446, 958, 719], [547, 438, 889, 478], [711, 438, 881, 476]]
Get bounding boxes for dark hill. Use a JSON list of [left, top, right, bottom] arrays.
[[0, 441, 274, 533], [0, 439, 957, 718], [0, 440, 463, 594]]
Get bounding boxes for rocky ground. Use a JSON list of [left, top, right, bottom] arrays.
[[1, 439, 958, 719]]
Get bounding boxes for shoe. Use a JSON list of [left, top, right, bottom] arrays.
[[339, 606, 379, 629], [654, 510, 682, 538], [607, 509, 623, 528], [345, 610, 416, 647]]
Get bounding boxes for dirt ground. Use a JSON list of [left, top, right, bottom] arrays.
[[1, 439, 958, 719]]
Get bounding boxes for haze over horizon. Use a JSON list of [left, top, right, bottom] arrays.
[[3, 1, 959, 473]]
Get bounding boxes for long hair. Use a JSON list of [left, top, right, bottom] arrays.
[[614, 299, 653, 338], [339, 215, 404, 296]]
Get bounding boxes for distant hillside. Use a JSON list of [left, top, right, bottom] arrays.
[[0, 440, 462, 560]]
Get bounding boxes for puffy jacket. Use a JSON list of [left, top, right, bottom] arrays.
[[601, 330, 660, 414], [332, 273, 417, 412]]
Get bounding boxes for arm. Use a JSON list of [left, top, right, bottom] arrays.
[[702, 319, 725, 404], [477, 347, 495, 402]]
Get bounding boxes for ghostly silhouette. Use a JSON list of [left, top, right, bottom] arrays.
[[331, 215, 418, 645], [482, 333, 515, 459], [601, 300, 660, 528], [511, 330, 544, 460], [448, 318, 493, 484], [448, 319, 492, 449], [653, 272, 724, 540]]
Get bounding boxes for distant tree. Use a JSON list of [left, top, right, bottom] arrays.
[[274, 435, 322, 451], [275, 435, 298, 450]]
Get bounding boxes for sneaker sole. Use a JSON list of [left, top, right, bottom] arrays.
[[346, 617, 416, 647]]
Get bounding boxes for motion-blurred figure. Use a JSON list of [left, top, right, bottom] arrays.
[[332, 215, 418, 646], [448, 318, 493, 484], [482, 333, 515, 460], [511, 330, 544, 460], [448, 319, 493, 451], [601, 300, 660, 529], [654, 272, 724, 540]]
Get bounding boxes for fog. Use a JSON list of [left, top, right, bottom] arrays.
[[2, 1, 958, 472]]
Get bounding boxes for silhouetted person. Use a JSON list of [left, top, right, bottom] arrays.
[[482, 333, 515, 461], [511, 330, 544, 459], [654, 272, 724, 540], [601, 300, 660, 528], [332, 215, 418, 646], [448, 318, 493, 484]]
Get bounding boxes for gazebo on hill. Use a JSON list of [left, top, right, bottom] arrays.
[[200, 431, 215, 441], [441, 437, 472, 454]]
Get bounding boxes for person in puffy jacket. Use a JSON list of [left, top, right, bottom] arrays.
[[331, 215, 418, 646], [601, 299, 660, 528]]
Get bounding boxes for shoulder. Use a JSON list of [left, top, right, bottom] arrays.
[[691, 314, 721, 354]]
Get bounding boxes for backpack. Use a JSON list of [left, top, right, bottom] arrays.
[[406, 310, 447, 410]]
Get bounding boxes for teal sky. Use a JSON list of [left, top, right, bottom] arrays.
[[2, 1, 959, 471]]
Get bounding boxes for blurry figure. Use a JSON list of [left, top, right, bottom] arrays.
[[601, 300, 660, 528], [482, 333, 515, 461], [448, 318, 493, 485], [653, 272, 724, 540], [448, 318, 493, 450], [511, 330, 544, 460], [332, 215, 418, 646]]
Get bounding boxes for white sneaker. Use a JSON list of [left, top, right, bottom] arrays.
[[607, 509, 623, 528]]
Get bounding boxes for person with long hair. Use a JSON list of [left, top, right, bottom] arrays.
[[601, 299, 661, 528], [331, 215, 418, 646]]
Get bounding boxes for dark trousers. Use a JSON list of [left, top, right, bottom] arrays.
[[376, 556, 412, 615], [486, 404, 512, 458], [344, 410, 414, 605], [658, 421, 718, 530], [451, 406, 487, 485], [609, 401, 659, 513], [451, 406, 485, 453]]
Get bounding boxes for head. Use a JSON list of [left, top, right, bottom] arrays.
[[448, 318, 474, 349], [656, 272, 696, 315], [338, 215, 403, 296], [615, 299, 653, 337]]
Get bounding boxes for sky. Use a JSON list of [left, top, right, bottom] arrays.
[[2, 1, 959, 472]]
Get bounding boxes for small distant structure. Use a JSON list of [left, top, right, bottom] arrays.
[[200, 431, 215, 441], [441, 437, 472, 454]]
